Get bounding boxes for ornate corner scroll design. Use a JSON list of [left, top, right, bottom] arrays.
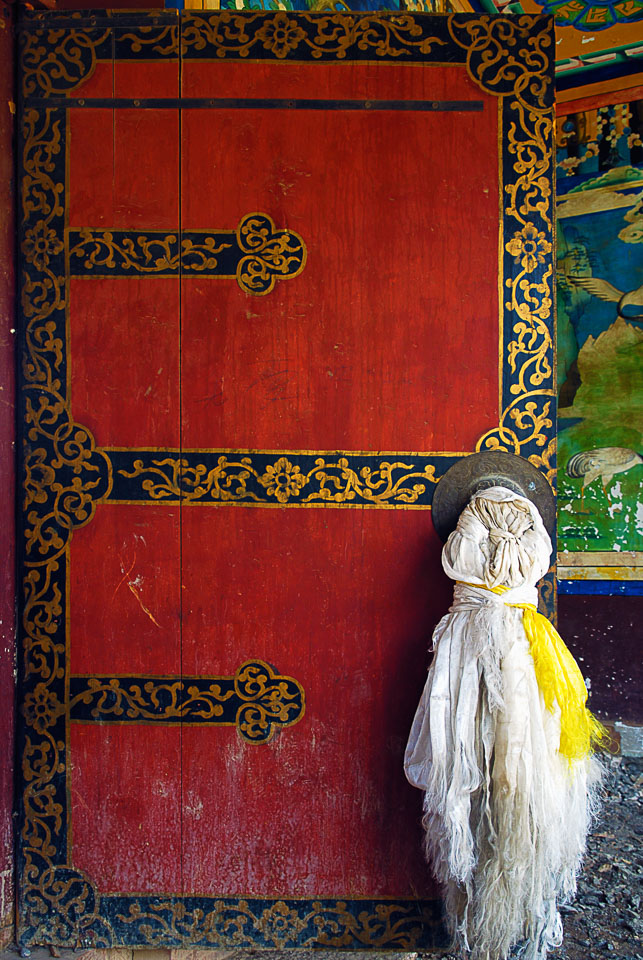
[[20, 862, 113, 949], [180, 10, 449, 61], [447, 15, 552, 111], [475, 392, 554, 461], [18, 104, 113, 950], [449, 16, 555, 471], [69, 660, 305, 744], [110, 896, 445, 949], [115, 453, 439, 507], [20, 26, 111, 98]]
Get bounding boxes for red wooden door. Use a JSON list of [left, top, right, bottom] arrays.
[[17, 9, 555, 950]]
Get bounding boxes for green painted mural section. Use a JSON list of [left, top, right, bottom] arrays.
[[557, 160, 643, 554]]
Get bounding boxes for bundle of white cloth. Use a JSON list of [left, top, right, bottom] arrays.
[[404, 486, 602, 960]]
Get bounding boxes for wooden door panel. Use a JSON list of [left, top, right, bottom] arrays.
[[69, 278, 181, 449], [70, 724, 183, 895], [179, 506, 449, 896], [69, 107, 180, 230], [70, 505, 182, 676], [180, 74, 500, 453], [16, 9, 555, 951], [65, 83, 182, 902]]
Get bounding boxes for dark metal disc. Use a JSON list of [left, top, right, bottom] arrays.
[[431, 451, 555, 542]]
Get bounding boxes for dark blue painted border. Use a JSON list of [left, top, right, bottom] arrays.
[[558, 579, 643, 596]]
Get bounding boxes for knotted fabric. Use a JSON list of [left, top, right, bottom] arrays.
[[404, 486, 603, 960], [458, 581, 607, 763]]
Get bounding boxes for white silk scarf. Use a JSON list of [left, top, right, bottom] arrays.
[[404, 486, 601, 960]]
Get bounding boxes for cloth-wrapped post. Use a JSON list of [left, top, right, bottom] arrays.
[[405, 482, 606, 960]]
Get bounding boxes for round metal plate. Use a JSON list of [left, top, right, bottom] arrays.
[[431, 452, 555, 543]]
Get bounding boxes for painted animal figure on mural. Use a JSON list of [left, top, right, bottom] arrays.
[[569, 276, 643, 321], [566, 446, 643, 511]]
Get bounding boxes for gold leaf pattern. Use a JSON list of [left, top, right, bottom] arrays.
[[448, 15, 552, 111], [506, 223, 552, 273], [69, 231, 179, 274], [118, 24, 179, 57], [180, 11, 448, 60], [236, 213, 307, 294], [20, 27, 111, 98], [118, 456, 438, 506], [254, 12, 308, 58], [22, 682, 65, 736], [69, 661, 305, 743], [115, 896, 438, 949], [259, 457, 307, 502]]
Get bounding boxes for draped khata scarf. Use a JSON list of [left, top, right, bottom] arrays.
[[404, 486, 607, 960]]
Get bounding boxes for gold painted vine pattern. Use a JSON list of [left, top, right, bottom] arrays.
[[117, 455, 438, 506], [448, 16, 556, 474], [67, 215, 307, 295], [111, 897, 443, 950], [180, 10, 448, 60], [68, 660, 305, 743], [19, 104, 114, 946]]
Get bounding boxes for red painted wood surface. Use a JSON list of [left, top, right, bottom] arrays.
[[0, 4, 15, 945], [181, 63, 499, 452], [69, 106, 180, 230], [66, 58, 502, 901], [72, 508, 451, 895], [70, 278, 181, 449]]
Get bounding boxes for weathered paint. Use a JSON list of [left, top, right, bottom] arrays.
[[556, 100, 643, 563]]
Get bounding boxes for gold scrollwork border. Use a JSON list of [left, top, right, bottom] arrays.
[[18, 98, 114, 947], [447, 15, 556, 482], [113, 453, 440, 507], [67, 660, 306, 744], [106, 896, 445, 950], [180, 10, 449, 61]]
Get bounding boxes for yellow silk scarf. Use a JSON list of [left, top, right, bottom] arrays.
[[459, 582, 608, 762]]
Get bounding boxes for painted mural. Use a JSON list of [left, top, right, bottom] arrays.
[[556, 99, 643, 557], [218, 0, 402, 10]]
